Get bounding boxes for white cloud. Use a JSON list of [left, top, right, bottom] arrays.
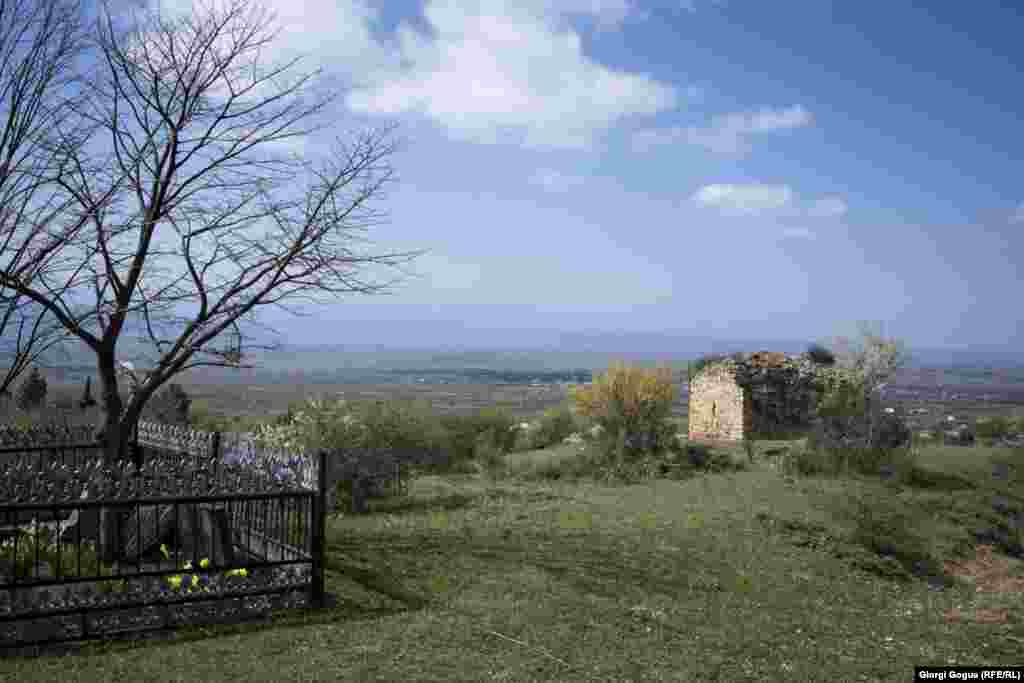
[[806, 197, 848, 218], [693, 184, 848, 221], [132, 0, 392, 83], [1011, 202, 1024, 224], [692, 183, 794, 215], [684, 105, 812, 155], [530, 169, 587, 192], [120, 2, 676, 151], [345, 2, 677, 150]]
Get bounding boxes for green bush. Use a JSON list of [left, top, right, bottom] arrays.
[[976, 416, 1014, 442], [349, 399, 449, 468], [440, 408, 516, 465], [528, 405, 580, 449], [782, 439, 919, 480]]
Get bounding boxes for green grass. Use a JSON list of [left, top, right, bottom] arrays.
[[1, 439, 1022, 681]]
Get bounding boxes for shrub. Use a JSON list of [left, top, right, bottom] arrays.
[[569, 362, 677, 460], [253, 398, 367, 455], [528, 405, 580, 450], [143, 383, 192, 425], [976, 416, 1014, 442], [682, 443, 748, 474], [788, 433, 919, 480], [871, 411, 912, 450], [188, 401, 226, 431], [474, 430, 507, 480], [685, 443, 712, 469], [440, 408, 516, 465], [348, 399, 449, 469], [16, 367, 47, 412]]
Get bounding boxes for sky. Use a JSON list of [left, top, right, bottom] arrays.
[[37, 1, 1024, 353]]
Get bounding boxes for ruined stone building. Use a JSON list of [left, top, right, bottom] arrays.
[[687, 351, 828, 443]]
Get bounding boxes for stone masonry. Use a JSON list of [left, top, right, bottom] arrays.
[[688, 362, 751, 442], [688, 351, 828, 443]]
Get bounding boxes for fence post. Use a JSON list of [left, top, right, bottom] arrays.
[[212, 431, 222, 481], [310, 449, 327, 608]]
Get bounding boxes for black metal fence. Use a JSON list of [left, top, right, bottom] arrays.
[[0, 440, 331, 654]]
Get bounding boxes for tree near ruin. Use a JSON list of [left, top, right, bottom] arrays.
[[818, 321, 911, 448], [0, 0, 423, 557], [0, 0, 94, 400]]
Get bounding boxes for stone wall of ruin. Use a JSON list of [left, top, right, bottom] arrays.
[[687, 352, 826, 443], [687, 364, 750, 442]]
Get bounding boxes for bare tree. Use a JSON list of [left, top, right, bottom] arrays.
[[0, 0, 422, 467], [0, 0, 95, 399], [0, 293, 73, 400]]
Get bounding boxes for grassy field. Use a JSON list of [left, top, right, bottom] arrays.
[[0, 438, 1021, 682]]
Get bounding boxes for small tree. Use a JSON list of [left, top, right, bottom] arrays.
[[16, 366, 47, 411], [79, 376, 97, 409], [809, 322, 911, 456], [570, 362, 677, 459]]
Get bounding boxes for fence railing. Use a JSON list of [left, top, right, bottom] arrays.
[[136, 421, 409, 506], [0, 438, 331, 654]]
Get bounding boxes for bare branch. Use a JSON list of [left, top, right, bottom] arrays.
[[0, 0, 424, 498]]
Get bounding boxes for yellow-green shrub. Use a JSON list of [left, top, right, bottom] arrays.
[[569, 362, 677, 457]]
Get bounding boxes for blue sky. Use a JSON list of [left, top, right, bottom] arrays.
[[77, 1, 1024, 352]]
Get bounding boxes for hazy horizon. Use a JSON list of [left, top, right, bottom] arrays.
[[20, 330, 1024, 376]]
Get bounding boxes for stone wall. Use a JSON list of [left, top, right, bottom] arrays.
[[688, 351, 827, 443], [688, 364, 749, 442]]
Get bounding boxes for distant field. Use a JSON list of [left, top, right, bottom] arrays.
[[168, 381, 691, 422], [39, 376, 1024, 431]]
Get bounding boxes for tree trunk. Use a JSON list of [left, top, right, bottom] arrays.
[[96, 351, 130, 563]]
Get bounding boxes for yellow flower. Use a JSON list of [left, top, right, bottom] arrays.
[[164, 556, 249, 593]]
